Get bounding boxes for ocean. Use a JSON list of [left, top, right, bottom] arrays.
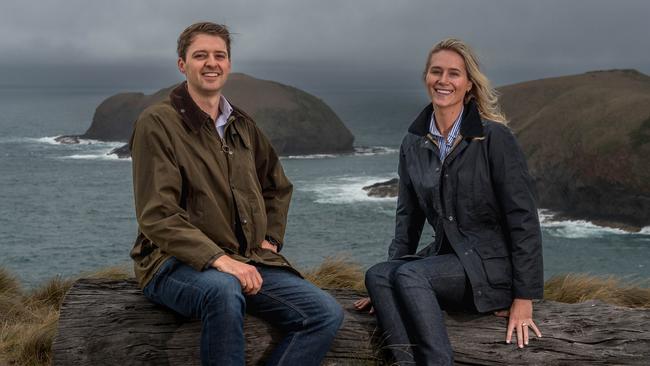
[[1, 86, 649, 288]]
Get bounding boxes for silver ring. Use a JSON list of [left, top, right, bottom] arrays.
[[522, 323, 528, 327]]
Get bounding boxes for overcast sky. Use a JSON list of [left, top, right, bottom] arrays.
[[1, 0, 648, 90]]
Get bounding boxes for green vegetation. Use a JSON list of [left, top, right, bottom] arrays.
[[1, 260, 648, 365]]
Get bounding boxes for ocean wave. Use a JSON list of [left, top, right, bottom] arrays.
[[299, 175, 397, 204], [0, 136, 60, 144], [283, 154, 338, 160], [353, 146, 399, 156], [60, 152, 129, 161], [1, 135, 125, 148], [282, 146, 398, 160], [538, 210, 649, 238]]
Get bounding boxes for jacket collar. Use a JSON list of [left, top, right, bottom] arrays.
[[408, 99, 484, 139], [170, 81, 214, 133]]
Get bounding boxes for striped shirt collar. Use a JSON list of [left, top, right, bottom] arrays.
[[429, 106, 464, 161], [215, 95, 233, 138]]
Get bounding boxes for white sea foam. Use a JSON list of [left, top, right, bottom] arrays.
[[300, 175, 397, 204], [61, 153, 131, 161], [60, 152, 129, 161], [282, 146, 398, 160], [3, 135, 125, 148], [539, 209, 649, 238], [353, 146, 399, 156], [284, 154, 337, 160], [0, 136, 59, 144]]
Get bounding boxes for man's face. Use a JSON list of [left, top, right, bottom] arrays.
[[178, 34, 231, 97]]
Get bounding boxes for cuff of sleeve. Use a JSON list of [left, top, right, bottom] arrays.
[[265, 235, 283, 252], [513, 287, 544, 300], [201, 251, 226, 271]]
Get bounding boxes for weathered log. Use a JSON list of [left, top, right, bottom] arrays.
[[53, 279, 650, 365]]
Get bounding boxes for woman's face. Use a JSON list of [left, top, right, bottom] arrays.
[[425, 49, 473, 111]]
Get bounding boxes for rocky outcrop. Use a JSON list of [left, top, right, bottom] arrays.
[[499, 69, 650, 228], [363, 178, 398, 198], [70, 73, 354, 156]]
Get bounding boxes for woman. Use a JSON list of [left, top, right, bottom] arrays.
[[354, 39, 544, 365]]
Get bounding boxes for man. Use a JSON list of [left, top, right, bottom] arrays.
[[129, 22, 343, 366]]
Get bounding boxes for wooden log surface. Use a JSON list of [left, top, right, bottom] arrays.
[[53, 279, 650, 365]]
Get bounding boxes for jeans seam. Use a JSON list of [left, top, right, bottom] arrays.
[[255, 290, 309, 322], [275, 330, 300, 366]]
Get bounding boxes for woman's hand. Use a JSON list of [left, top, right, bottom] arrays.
[[502, 298, 542, 348], [354, 297, 374, 314]]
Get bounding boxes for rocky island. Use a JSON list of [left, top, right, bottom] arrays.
[[57, 73, 354, 156], [365, 70, 650, 229]]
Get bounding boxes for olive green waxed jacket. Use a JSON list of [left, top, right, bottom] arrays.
[[129, 83, 296, 288]]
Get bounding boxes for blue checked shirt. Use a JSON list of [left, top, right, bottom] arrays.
[[429, 106, 464, 162]]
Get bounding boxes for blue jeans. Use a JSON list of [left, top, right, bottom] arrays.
[[143, 257, 344, 366], [365, 254, 472, 366]]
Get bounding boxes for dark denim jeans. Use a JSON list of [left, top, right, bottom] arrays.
[[365, 254, 471, 366], [143, 257, 344, 366]]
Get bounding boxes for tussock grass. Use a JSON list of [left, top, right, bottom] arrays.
[[1, 260, 649, 365], [303, 256, 366, 291], [544, 273, 650, 308], [25, 276, 74, 311], [12, 310, 58, 366], [0, 264, 132, 366], [0, 268, 21, 296]]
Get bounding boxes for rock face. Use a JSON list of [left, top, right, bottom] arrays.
[[363, 178, 398, 198], [364, 70, 650, 228], [79, 73, 354, 156], [499, 69, 650, 227]]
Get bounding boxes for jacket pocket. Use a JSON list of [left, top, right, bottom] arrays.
[[475, 241, 512, 289]]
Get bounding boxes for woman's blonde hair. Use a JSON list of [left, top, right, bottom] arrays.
[[423, 38, 506, 123]]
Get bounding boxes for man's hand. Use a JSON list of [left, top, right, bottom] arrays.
[[211, 255, 262, 295], [260, 239, 278, 253], [504, 298, 542, 348]]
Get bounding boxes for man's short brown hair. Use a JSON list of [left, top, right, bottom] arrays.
[[177, 22, 231, 60]]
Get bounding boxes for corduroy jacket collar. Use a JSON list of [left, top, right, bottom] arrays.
[[408, 99, 484, 139], [170, 82, 214, 133]]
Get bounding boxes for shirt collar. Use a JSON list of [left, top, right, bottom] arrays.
[[215, 95, 233, 131], [429, 105, 464, 144]]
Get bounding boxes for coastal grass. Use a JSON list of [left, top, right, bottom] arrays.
[[1, 259, 649, 365], [0, 265, 132, 366]]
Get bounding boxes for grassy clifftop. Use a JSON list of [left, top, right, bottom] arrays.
[[499, 69, 650, 227]]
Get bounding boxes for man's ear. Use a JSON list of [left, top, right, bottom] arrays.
[[177, 57, 186, 75]]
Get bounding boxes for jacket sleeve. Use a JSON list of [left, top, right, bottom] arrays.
[[130, 111, 225, 271], [488, 124, 544, 299], [251, 123, 293, 251], [388, 142, 426, 260]]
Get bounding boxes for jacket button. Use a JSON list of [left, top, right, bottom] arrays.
[[435, 168, 440, 172], [477, 290, 482, 296], [448, 216, 454, 221], [444, 174, 448, 178], [242, 219, 248, 225]]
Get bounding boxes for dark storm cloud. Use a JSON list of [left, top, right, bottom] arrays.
[[0, 0, 648, 88]]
